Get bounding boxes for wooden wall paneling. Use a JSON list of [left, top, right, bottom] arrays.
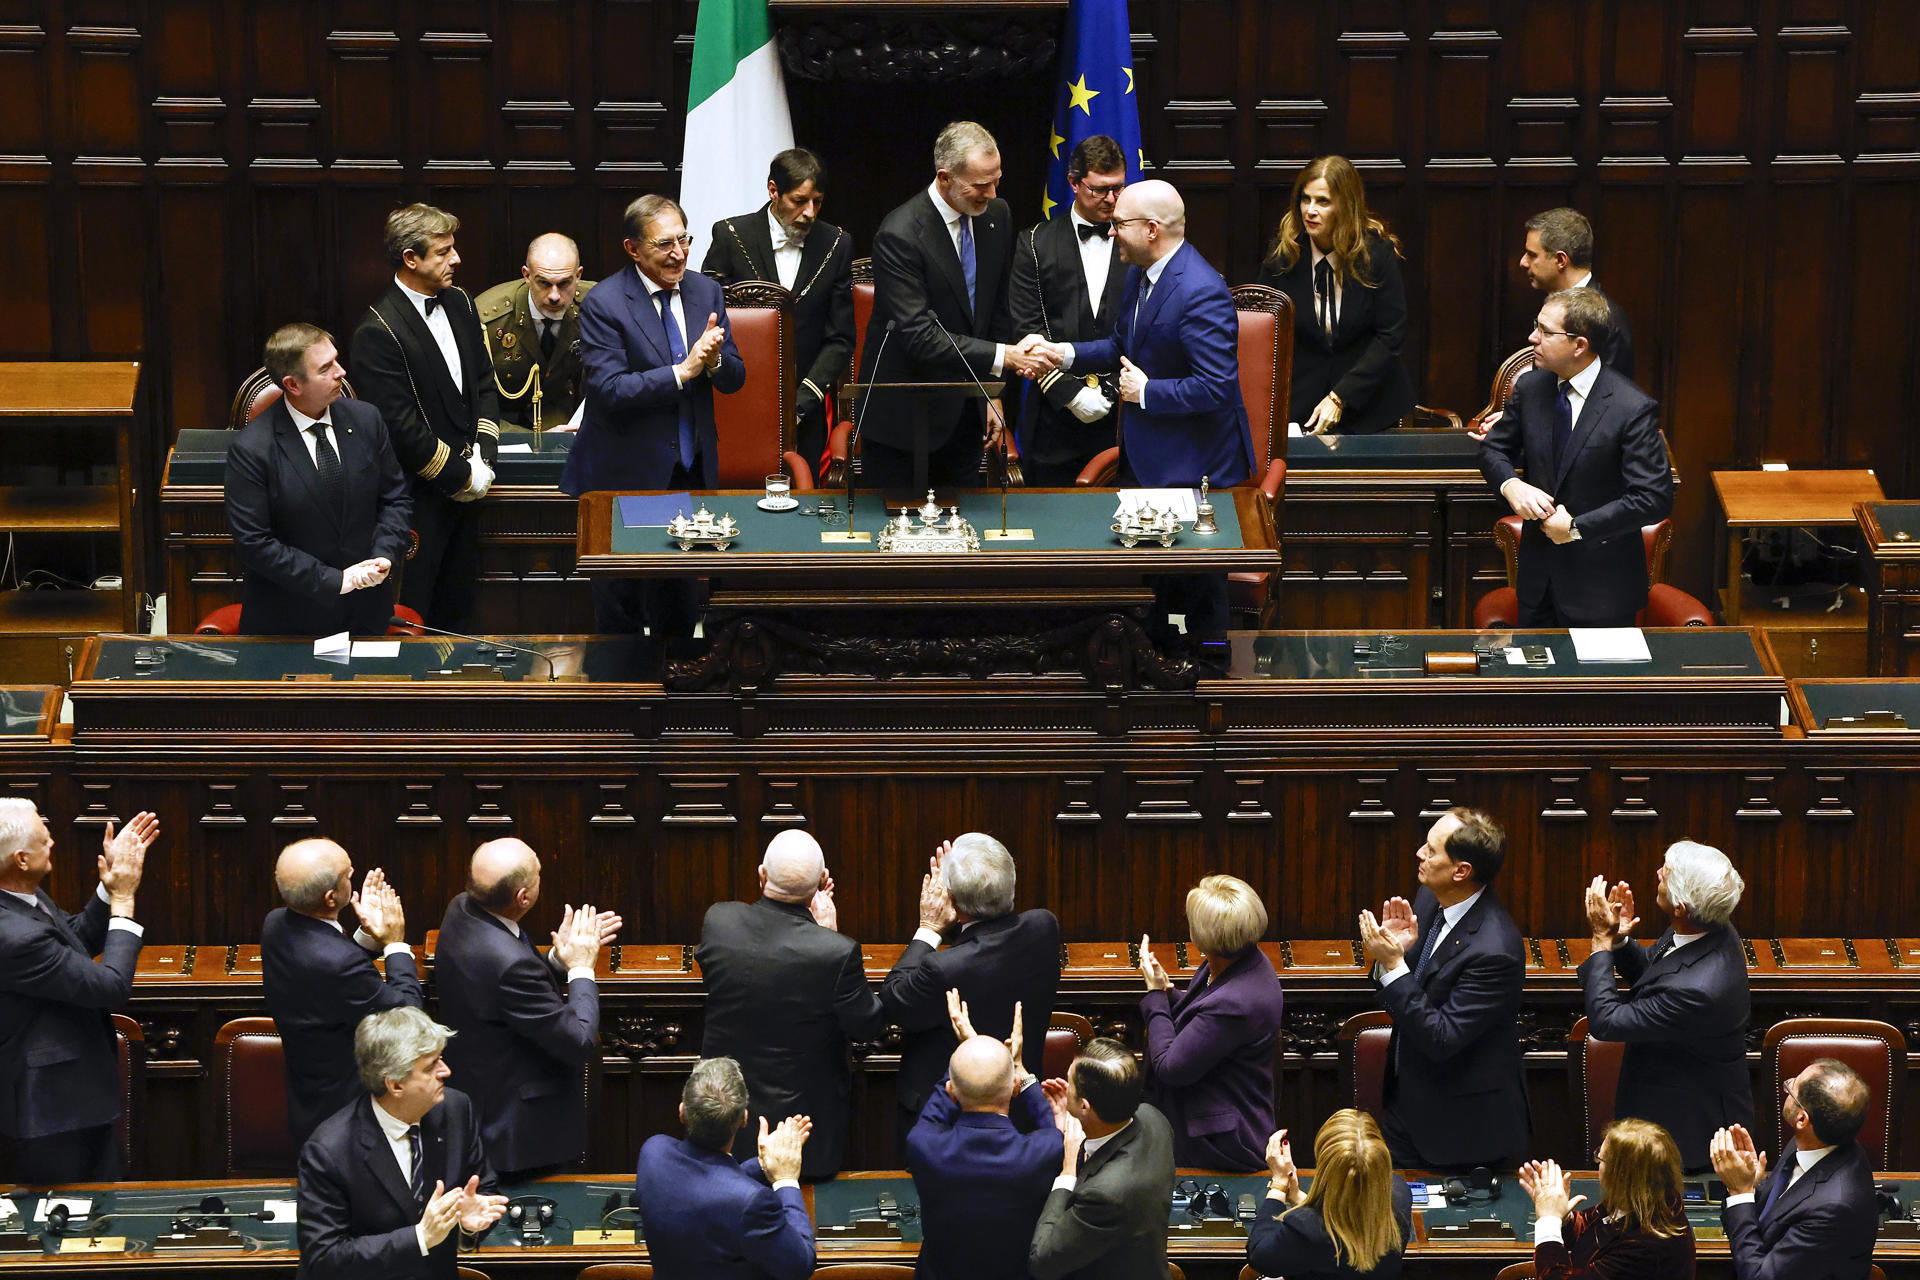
[[1837, 182, 1919, 486], [0, 16, 55, 355]]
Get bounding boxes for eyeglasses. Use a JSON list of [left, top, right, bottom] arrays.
[[1109, 216, 1158, 229], [1532, 324, 1573, 340], [1080, 182, 1125, 198], [645, 234, 695, 252]]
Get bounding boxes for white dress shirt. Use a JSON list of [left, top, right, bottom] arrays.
[[768, 208, 804, 292], [1052, 1117, 1133, 1192], [320, 914, 413, 960], [924, 180, 1005, 377], [1309, 241, 1343, 338], [7, 882, 143, 937], [487, 910, 595, 984], [1722, 1142, 1836, 1208], [394, 278, 464, 393], [286, 402, 338, 469], [635, 265, 697, 389], [1561, 354, 1602, 434], [1068, 209, 1113, 316], [371, 1099, 435, 1256], [1380, 887, 1484, 986]]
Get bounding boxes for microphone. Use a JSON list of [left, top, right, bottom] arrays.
[[849, 319, 898, 527], [390, 617, 557, 681], [926, 312, 1005, 499], [46, 1197, 270, 1235]]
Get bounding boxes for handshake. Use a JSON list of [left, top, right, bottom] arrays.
[[1006, 335, 1130, 422], [1005, 333, 1070, 379]]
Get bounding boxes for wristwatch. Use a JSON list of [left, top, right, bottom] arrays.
[[1566, 517, 1582, 542]]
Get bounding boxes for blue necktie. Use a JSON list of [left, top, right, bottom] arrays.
[[657, 289, 696, 469], [958, 215, 977, 314], [1757, 1164, 1789, 1222], [408, 1124, 427, 1204], [1552, 380, 1573, 472], [1411, 914, 1444, 978]]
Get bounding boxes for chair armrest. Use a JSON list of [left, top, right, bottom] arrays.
[[1473, 588, 1519, 630], [1259, 458, 1286, 502], [1643, 584, 1714, 627], [782, 451, 816, 491], [1075, 447, 1122, 486]]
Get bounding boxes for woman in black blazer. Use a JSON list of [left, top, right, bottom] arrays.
[[1247, 1109, 1413, 1279], [1254, 155, 1415, 435]]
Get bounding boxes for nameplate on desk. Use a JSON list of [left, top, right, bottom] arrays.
[[58, 1237, 127, 1253], [1822, 710, 1909, 730], [820, 531, 871, 543], [283, 673, 332, 682], [354, 673, 413, 683], [573, 1229, 634, 1245], [1426, 1218, 1517, 1240], [982, 529, 1035, 541]]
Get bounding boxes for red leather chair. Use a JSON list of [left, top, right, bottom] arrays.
[[1763, 1017, 1905, 1168], [112, 1013, 143, 1175], [1043, 1011, 1096, 1081], [214, 1016, 296, 1175], [1567, 1015, 1625, 1158], [228, 367, 359, 430], [1336, 1010, 1394, 1130], [1492, 1265, 1537, 1280], [712, 279, 817, 489], [808, 1268, 918, 1279], [195, 602, 425, 637], [1472, 516, 1713, 628]]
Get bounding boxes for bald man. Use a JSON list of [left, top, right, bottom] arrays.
[[434, 838, 621, 1178], [261, 839, 424, 1146], [907, 993, 1063, 1280], [696, 830, 886, 1178], [478, 233, 596, 430], [1037, 178, 1253, 639]]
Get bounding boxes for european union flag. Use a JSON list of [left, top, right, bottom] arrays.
[[1042, 0, 1144, 219]]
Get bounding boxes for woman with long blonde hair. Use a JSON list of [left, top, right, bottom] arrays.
[[1521, 1117, 1696, 1278], [1255, 155, 1415, 435], [1247, 1109, 1413, 1278]]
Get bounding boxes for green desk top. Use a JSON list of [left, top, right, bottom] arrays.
[[1226, 629, 1768, 681], [1866, 502, 1920, 543], [168, 428, 570, 488], [1796, 680, 1920, 732], [610, 487, 1247, 556], [0, 688, 53, 735], [1286, 429, 1485, 471], [84, 636, 654, 684]]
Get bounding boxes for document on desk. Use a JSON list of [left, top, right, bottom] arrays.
[[1569, 628, 1652, 663], [618, 493, 694, 527], [496, 442, 533, 454], [1117, 488, 1198, 521], [350, 640, 401, 658], [313, 632, 350, 656]]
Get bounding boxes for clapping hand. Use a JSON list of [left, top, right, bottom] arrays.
[[681, 314, 725, 379], [1138, 933, 1172, 992], [1265, 1129, 1303, 1205], [454, 1177, 508, 1236], [1058, 1109, 1085, 1176], [758, 1115, 812, 1184], [945, 988, 979, 1041], [352, 868, 407, 947], [809, 869, 839, 932], [918, 845, 957, 932], [98, 811, 159, 912], [550, 903, 605, 971], [1359, 896, 1418, 966], [1710, 1125, 1767, 1196], [1518, 1158, 1583, 1220], [1585, 875, 1638, 949]]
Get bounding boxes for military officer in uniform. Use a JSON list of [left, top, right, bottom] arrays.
[[701, 148, 855, 471], [478, 233, 595, 432]]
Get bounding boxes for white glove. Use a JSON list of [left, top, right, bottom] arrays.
[[455, 456, 494, 502], [1067, 386, 1112, 424]]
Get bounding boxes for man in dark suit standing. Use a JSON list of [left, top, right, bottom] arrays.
[[1359, 807, 1529, 1171], [0, 799, 159, 1184], [880, 832, 1059, 1156], [263, 838, 426, 1147], [908, 993, 1062, 1280], [296, 1007, 507, 1280], [225, 323, 412, 636], [564, 193, 745, 638], [633, 1057, 815, 1280], [702, 147, 855, 471], [434, 838, 622, 1180], [1519, 207, 1635, 381], [1712, 1058, 1878, 1280], [349, 203, 501, 632], [1009, 134, 1128, 485], [860, 121, 1047, 491], [696, 830, 885, 1179], [477, 233, 594, 431], [1029, 1039, 1177, 1280], [1580, 839, 1753, 1170], [1479, 286, 1673, 627]]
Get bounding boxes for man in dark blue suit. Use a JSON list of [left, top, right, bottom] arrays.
[[1519, 207, 1635, 382], [0, 799, 159, 1184], [564, 193, 744, 638], [1478, 286, 1673, 627], [1580, 838, 1753, 1170], [296, 1007, 507, 1280], [434, 838, 621, 1180], [1712, 1058, 1878, 1280], [263, 838, 426, 1147], [633, 1056, 815, 1280], [1359, 807, 1530, 1171], [1039, 178, 1255, 637], [225, 323, 413, 636]]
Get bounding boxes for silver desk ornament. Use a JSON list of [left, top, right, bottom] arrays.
[[1192, 477, 1218, 535]]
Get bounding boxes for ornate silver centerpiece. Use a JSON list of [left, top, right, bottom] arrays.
[[666, 503, 741, 550], [1111, 500, 1183, 548], [877, 491, 981, 553]]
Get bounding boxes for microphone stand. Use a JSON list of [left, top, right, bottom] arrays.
[[391, 617, 557, 681], [928, 314, 1031, 541], [838, 319, 896, 544]]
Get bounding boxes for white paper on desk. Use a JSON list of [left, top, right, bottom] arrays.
[[1116, 488, 1198, 521], [262, 1200, 299, 1224], [313, 631, 350, 656], [560, 399, 585, 432], [0, 1196, 17, 1219], [35, 1197, 92, 1222], [1287, 421, 1304, 437], [1569, 627, 1652, 663], [350, 640, 401, 658], [496, 442, 533, 454]]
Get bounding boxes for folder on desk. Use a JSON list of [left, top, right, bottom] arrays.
[[618, 493, 694, 527]]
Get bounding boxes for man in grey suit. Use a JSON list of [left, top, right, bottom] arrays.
[[695, 830, 886, 1179], [1029, 1038, 1176, 1280]]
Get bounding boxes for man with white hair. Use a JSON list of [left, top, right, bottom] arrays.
[[881, 832, 1060, 1157], [1581, 838, 1753, 1169], [696, 829, 885, 1178], [296, 1006, 507, 1280], [0, 797, 159, 1183]]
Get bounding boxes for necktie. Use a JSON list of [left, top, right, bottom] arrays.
[[407, 1125, 427, 1204], [539, 319, 556, 363], [424, 295, 442, 316], [1757, 1163, 1790, 1222], [1648, 936, 1671, 964], [958, 215, 977, 313], [1411, 914, 1444, 978], [309, 422, 346, 515], [1315, 257, 1335, 337], [1077, 221, 1109, 242], [1553, 380, 1574, 471], [657, 289, 696, 469]]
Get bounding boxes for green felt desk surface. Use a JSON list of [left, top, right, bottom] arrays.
[[82, 636, 649, 684], [1865, 502, 1920, 544], [1795, 679, 1920, 732], [1225, 628, 1769, 681], [610, 487, 1247, 555], [1286, 429, 1485, 471], [0, 688, 55, 736]]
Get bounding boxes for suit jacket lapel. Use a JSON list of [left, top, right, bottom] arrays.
[[619, 269, 673, 366], [1078, 1116, 1138, 1181], [918, 192, 974, 324], [267, 400, 339, 532], [1552, 370, 1612, 492], [1135, 242, 1187, 332], [382, 284, 466, 429], [13, 889, 82, 953], [355, 1098, 419, 1215], [731, 207, 779, 284], [1766, 1150, 1835, 1224]]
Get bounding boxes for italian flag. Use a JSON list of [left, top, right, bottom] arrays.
[[680, 0, 794, 243]]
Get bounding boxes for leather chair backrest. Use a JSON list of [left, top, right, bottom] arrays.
[[229, 367, 358, 430], [713, 281, 795, 486], [849, 257, 875, 392], [1491, 1264, 1539, 1280], [804, 1267, 917, 1280], [576, 1267, 656, 1280], [1493, 515, 1674, 589], [112, 1013, 142, 1172], [1044, 1012, 1095, 1082], [1337, 1011, 1394, 1128], [1229, 284, 1294, 476], [1469, 347, 1537, 430], [1764, 1018, 1906, 1168], [1568, 1016, 1624, 1157], [215, 1016, 295, 1175]]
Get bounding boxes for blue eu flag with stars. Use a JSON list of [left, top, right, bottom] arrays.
[[1042, 0, 1144, 220]]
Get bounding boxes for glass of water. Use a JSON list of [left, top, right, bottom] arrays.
[[764, 473, 792, 504]]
